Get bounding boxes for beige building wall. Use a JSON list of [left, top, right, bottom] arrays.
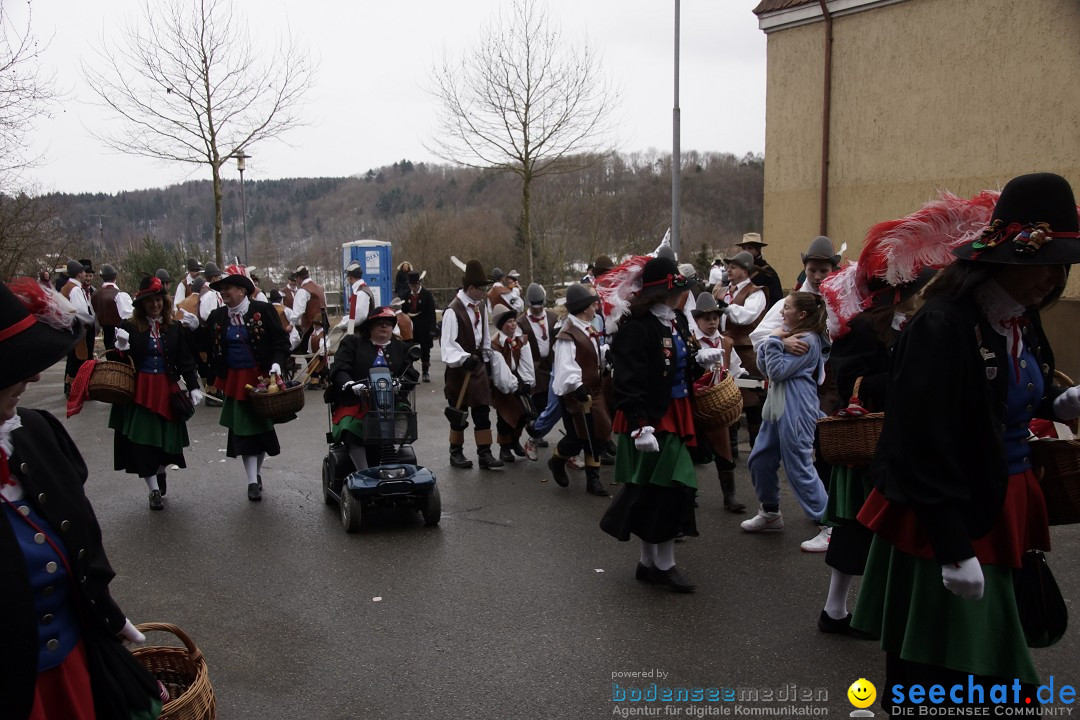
[[761, 0, 1080, 298]]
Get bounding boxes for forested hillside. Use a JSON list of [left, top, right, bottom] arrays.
[[37, 150, 763, 290]]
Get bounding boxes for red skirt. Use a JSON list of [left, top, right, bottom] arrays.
[[857, 469, 1050, 568], [29, 639, 96, 720], [134, 372, 180, 421], [331, 402, 369, 425], [213, 366, 262, 401], [612, 395, 696, 447]]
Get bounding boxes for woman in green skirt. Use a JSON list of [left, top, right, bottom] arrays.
[[600, 256, 725, 593], [110, 275, 204, 510], [851, 173, 1080, 713]]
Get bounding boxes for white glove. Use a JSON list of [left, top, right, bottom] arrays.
[[343, 381, 367, 396], [269, 363, 282, 376], [1053, 385, 1080, 420], [189, 389, 204, 407], [695, 348, 725, 366], [176, 309, 199, 330], [631, 425, 659, 453], [941, 557, 984, 600], [117, 618, 146, 644], [114, 328, 130, 351]]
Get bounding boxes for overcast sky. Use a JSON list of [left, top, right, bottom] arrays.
[[15, 0, 767, 195]]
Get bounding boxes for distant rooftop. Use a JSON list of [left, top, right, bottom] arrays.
[[752, 0, 818, 15]]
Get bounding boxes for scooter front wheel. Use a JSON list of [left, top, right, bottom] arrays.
[[421, 485, 441, 526], [341, 489, 364, 533]]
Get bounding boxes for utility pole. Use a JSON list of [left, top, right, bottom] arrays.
[[672, 0, 681, 258]]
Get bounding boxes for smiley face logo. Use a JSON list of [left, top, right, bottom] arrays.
[[847, 678, 876, 709]]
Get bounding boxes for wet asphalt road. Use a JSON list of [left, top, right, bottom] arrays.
[[23, 358, 1080, 720]]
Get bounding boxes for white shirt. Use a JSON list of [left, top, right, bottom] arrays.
[[523, 309, 552, 359], [350, 278, 372, 326], [708, 265, 727, 286], [694, 326, 744, 377], [441, 290, 490, 368], [198, 287, 223, 323], [491, 329, 536, 394], [65, 280, 95, 326], [292, 278, 316, 322], [174, 273, 199, 306], [552, 314, 603, 397], [721, 279, 767, 330], [506, 286, 524, 313], [273, 302, 302, 351], [101, 282, 134, 320], [750, 283, 822, 350]]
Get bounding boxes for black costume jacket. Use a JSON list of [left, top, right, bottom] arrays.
[[401, 286, 437, 347], [830, 315, 897, 412], [874, 294, 1065, 564], [611, 309, 696, 432], [204, 300, 290, 384], [0, 409, 128, 718], [751, 255, 784, 307], [117, 319, 201, 391], [327, 335, 413, 407]]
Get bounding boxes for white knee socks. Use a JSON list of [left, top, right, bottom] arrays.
[[143, 475, 159, 492], [654, 540, 676, 571], [825, 568, 855, 619], [639, 540, 656, 568], [242, 455, 259, 485]]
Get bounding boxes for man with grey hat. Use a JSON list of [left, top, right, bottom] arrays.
[[174, 257, 203, 306], [518, 283, 558, 458], [547, 283, 610, 496], [58, 258, 97, 395], [198, 261, 225, 323], [91, 263, 133, 350], [736, 233, 783, 306], [342, 259, 375, 334], [442, 259, 502, 470], [718, 250, 769, 453]]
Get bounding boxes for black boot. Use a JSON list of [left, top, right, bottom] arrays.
[[547, 455, 570, 487], [719, 470, 745, 513], [499, 446, 516, 463], [157, 472, 168, 497], [450, 444, 473, 469], [478, 445, 504, 470], [585, 467, 609, 497]]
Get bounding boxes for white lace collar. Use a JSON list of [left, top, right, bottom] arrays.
[[975, 279, 1025, 336]]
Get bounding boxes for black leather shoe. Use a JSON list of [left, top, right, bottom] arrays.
[[817, 610, 874, 639], [450, 448, 473, 469], [635, 563, 655, 582], [148, 490, 164, 511], [724, 497, 747, 514], [478, 449, 504, 470], [651, 565, 695, 593], [422, 372, 431, 383], [586, 476, 610, 497], [499, 447, 516, 463], [547, 456, 569, 487], [247, 482, 262, 501], [257, 474, 263, 488], [157, 473, 167, 497]]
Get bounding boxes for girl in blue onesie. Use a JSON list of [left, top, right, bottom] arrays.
[[741, 292, 829, 534]]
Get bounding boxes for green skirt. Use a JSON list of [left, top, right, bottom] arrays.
[[612, 433, 697, 490], [823, 464, 873, 526], [108, 403, 188, 455], [219, 396, 276, 436], [331, 416, 364, 443], [851, 535, 1039, 684]]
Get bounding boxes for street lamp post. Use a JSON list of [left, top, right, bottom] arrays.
[[235, 151, 251, 264]]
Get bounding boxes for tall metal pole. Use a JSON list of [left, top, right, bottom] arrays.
[[672, 0, 681, 258], [235, 152, 250, 264]]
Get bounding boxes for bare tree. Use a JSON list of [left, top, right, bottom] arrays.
[[82, 0, 315, 265], [0, 2, 55, 192], [428, 0, 618, 282]]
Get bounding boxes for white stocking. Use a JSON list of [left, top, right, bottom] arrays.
[[654, 540, 676, 571], [143, 475, 159, 492], [825, 569, 855, 620], [348, 445, 369, 472], [639, 540, 656, 568], [242, 455, 259, 485]]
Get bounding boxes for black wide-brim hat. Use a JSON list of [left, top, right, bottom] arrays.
[[564, 283, 598, 314], [359, 306, 398, 334], [0, 279, 84, 390], [210, 273, 256, 294], [461, 259, 490, 289], [135, 275, 168, 302], [953, 173, 1080, 265]]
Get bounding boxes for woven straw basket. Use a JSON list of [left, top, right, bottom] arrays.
[[693, 370, 743, 429], [87, 356, 135, 404], [817, 377, 884, 466], [249, 383, 305, 419], [1031, 371, 1080, 526], [132, 623, 215, 720]]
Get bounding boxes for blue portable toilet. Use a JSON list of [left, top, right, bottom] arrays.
[[341, 240, 392, 314]]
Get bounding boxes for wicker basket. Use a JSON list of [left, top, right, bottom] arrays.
[[817, 377, 884, 466], [132, 623, 215, 720], [693, 370, 743, 429], [248, 382, 305, 420], [87, 356, 135, 404]]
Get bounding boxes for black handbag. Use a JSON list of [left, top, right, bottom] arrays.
[[170, 389, 195, 422], [1013, 549, 1068, 648]]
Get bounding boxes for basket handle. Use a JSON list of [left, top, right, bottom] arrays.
[[850, 377, 864, 405], [1054, 370, 1075, 386], [135, 622, 204, 664], [96, 351, 135, 368]]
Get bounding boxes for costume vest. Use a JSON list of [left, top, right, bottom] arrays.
[[723, 283, 764, 348], [443, 298, 492, 408], [91, 285, 121, 327], [300, 281, 326, 330], [520, 309, 557, 395], [556, 322, 611, 442]]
